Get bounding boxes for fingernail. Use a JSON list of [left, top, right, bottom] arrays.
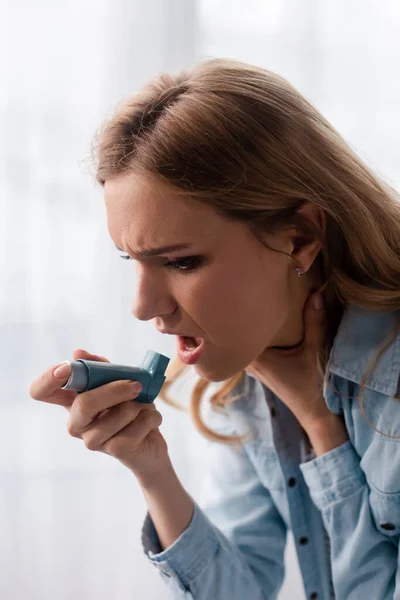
[[54, 362, 71, 378], [313, 294, 323, 310], [130, 381, 142, 392]]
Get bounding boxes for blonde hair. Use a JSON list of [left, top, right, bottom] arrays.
[[93, 58, 400, 445]]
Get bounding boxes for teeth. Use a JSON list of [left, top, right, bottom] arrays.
[[184, 337, 197, 349]]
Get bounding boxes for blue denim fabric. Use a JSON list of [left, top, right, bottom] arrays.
[[141, 304, 400, 599]]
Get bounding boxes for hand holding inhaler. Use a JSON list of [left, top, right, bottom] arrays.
[[29, 348, 171, 480]]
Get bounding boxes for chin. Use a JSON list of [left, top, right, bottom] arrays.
[[193, 359, 248, 383], [192, 364, 224, 382]]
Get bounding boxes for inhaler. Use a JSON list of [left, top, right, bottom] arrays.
[[61, 350, 170, 403]]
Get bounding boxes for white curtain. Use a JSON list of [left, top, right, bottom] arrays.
[[1, 1, 399, 599]]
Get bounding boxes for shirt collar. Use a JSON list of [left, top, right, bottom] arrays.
[[325, 303, 400, 397]]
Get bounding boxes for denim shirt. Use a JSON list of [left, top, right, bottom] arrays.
[[140, 303, 400, 600]]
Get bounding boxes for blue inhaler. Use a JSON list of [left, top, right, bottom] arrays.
[[61, 350, 170, 403]]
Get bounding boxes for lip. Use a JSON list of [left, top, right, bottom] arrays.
[[177, 335, 205, 365], [157, 328, 198, 337]]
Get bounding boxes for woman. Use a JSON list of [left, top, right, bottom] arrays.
[[30, 58, 400, 599]]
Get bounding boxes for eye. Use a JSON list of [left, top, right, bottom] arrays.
[[165, 257, 203, 272], [118, 254, 203, 273]]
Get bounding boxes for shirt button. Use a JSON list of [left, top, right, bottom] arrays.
[[299, 536, 309, 545], [380, 522, 395, 531], [288, 477, 297, 487], [310, 593, 318, 599]]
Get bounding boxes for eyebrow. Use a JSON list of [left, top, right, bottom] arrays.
[[114, 242, 193, 257]]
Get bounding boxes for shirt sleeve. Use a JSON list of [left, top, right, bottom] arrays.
[[140, 408, 287, 600], [300, 440, 398, 599]]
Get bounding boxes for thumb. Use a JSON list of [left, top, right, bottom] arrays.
[[72, 348, 110, 363]]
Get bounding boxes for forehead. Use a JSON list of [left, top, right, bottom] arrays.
[[103, 172, 225, 250]]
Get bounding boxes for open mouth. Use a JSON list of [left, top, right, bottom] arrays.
[[177, 335, 205, 365], [183, 336, 201, 349]]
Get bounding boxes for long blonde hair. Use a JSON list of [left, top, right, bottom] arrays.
[[93, 58, 400, 445]]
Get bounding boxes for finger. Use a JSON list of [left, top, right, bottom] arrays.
[[304, 292, 325, 346], [102, 409, 163, 459], [72, 348, 110, 363], [68, 379, 143, 435], [59, 350, 111, 412], [29, 361, 76, 407], [29, 349, 110, 402], [79, 400, 156, 450], [311, 293, 324, 312]]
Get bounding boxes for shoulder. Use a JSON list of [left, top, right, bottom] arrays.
[[324, 303, 400, 403], [323, 303, 400, 438], [322, 302, 400, 454], [322, 305, 400, 525]]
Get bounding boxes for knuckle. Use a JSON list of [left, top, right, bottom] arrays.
[[154, 410, 163, 427], [141, 407, 162, 427], [74, 394, 89, 418], [125, 401, 139, 419], [83, 434, 100, 451], [104, 436, 125, 458], [138, 408, 153, 425], [67, 419, 79, 438]]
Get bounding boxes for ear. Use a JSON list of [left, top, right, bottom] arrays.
[[290, 203, 326, 273]]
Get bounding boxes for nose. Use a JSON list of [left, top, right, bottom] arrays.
[[131, 267, 176, 322]]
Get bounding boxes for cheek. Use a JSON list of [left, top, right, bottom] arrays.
[[172, 266, 244, 337], [191, 262, 272, 338], [173, 256, 289, 344], [213, 257, 289, 341]]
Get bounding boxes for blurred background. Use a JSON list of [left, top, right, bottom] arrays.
[[1, 0, 400, 598]]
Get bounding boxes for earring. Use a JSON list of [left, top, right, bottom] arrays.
[[295, 267, 303, 278]]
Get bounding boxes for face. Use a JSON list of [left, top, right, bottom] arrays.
[[104, 172, 320, 382]]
